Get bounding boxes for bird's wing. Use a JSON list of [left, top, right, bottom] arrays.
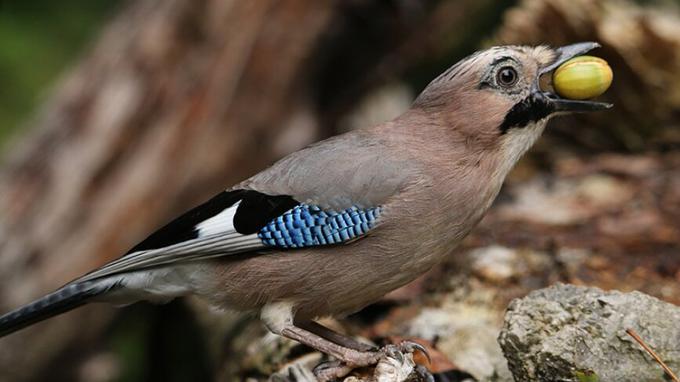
[[77, 130, 416, 282], [241, 130, 414, 210]]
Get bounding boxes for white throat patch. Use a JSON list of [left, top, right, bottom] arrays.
[[497, 119, 548, 177]]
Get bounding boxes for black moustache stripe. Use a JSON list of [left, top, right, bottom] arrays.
[[499, 93, 554, 134]]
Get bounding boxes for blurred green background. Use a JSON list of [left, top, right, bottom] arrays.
[[0, 0, 117, 146]]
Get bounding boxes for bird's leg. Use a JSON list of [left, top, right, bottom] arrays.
[[295, 320, 432, 365], [279, 324, 381, 366], [294, 320, 377, 381], [262, 302, 381, 380], [280, 325, 380, 381], [281, 323, 386, 381], [295, 319, 376, 352], [262, 303, 432, 380]]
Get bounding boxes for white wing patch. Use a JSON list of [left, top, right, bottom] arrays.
[[196, 201, 241, 237]]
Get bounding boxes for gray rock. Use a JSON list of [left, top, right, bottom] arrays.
[[498, 283, 680, 382]]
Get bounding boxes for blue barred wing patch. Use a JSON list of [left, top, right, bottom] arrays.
[[257, 205, 381, 248]]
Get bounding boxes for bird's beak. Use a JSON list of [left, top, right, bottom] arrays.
[[534, 42, 613, 113]]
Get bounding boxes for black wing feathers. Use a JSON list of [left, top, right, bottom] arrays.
[[127, 190, 299, 253], [233, 193, 298, 234], [128, 190, 248, 253]]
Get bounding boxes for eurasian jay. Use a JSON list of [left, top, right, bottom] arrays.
[[0, 42, 610, 379]]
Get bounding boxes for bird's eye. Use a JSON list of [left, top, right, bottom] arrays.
[[496, 66, 519, 87]]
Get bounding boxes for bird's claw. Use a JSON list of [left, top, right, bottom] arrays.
[[395, 340, 431, 365]]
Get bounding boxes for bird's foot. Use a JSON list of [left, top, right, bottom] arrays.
[[313, 341, 431, 381]]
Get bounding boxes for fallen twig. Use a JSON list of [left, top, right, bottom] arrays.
[[626, 328, 679, 382]]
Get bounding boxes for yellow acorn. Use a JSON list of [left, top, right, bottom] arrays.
[[552, 56, 613, 100]]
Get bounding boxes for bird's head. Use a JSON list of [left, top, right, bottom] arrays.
[[412, 42, 611, 165]]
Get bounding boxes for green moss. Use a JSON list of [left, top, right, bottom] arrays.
[[574, 369, 600, 382]]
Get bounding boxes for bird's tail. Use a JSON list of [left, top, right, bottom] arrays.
[[0, 280, 119, 338]]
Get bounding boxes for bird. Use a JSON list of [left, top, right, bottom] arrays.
[[0, 42, 610, 379]]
